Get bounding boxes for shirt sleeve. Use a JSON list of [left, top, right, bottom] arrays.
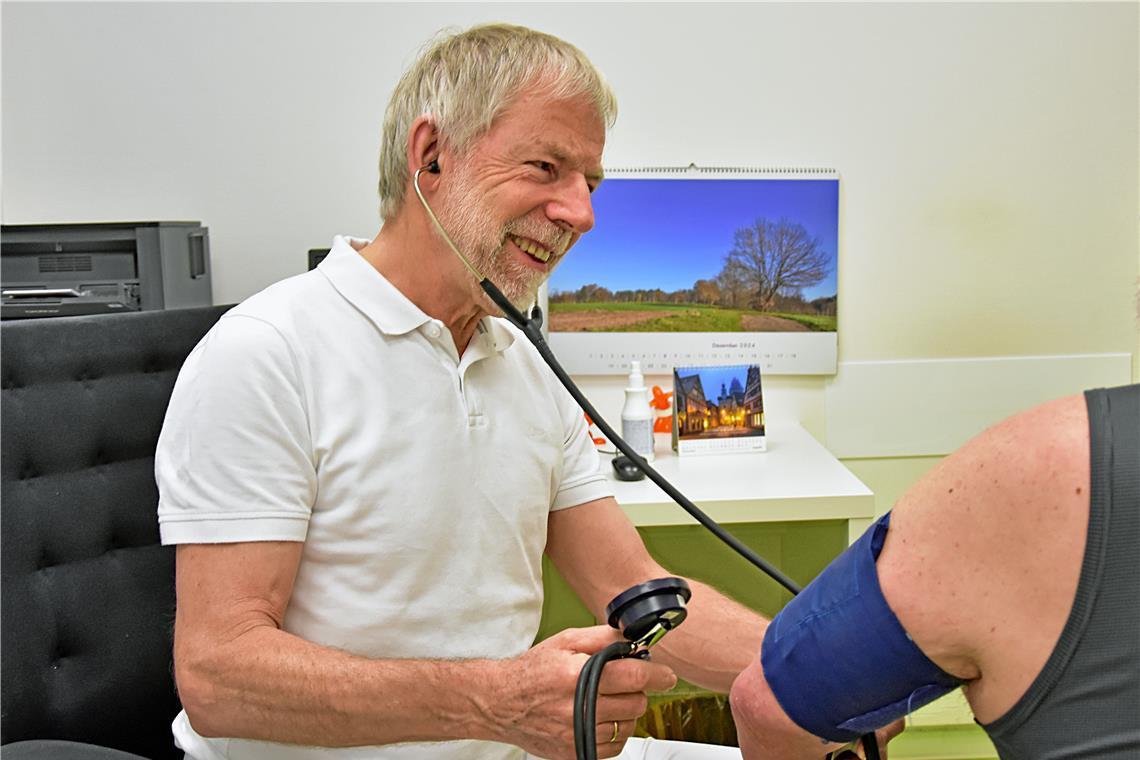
[[550, 375, 613, 511], [156, 314, 316, 544]]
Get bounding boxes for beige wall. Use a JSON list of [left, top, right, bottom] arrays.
[[4, 1, 1137, 450]]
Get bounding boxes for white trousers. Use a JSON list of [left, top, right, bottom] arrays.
[[529, 738, 742, 760]]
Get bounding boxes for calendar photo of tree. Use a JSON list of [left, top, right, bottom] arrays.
[[547, 178, 838, 334]]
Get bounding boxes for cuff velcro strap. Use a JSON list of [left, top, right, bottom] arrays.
[[761, 511, 964, 743]]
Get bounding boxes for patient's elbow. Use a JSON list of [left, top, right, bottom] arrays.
[[731, 659, 843, 760], [729, 662, 769, 731]]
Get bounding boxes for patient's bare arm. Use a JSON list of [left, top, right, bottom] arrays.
[[729, 394, 1088, 757], [876, 394, 1089, 723]]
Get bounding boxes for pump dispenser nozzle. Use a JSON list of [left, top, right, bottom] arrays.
[[628, 361, 645, 391], [621, 361, 654, 463]]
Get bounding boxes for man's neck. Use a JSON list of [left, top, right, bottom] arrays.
[[357, 215, 487, 354]]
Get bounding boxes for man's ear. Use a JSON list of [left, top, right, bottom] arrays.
[[407, 115, 442, 185]]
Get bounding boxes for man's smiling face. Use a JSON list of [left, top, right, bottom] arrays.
[[433, 87, 606, 309]]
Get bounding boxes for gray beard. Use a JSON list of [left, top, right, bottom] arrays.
[[435, 179, 550, 310]]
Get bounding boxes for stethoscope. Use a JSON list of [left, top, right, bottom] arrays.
[[413, 164, 880, 760]]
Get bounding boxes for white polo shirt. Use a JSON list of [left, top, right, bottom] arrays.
[[156, 236, 612, 760]]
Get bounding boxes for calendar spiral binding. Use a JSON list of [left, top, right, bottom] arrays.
[[605, 164, 837, 178]]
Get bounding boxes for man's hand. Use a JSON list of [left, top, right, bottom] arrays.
[[730, 652, 904, 759], [483, 625, 676, 760]]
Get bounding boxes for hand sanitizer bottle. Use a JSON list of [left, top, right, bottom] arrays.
[[621, 361, 655, 462]]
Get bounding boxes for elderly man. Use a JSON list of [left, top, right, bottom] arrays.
[[730, 384, 1139, 759], [158, 23, 804, 760]]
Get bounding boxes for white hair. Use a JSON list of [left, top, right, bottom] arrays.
[[377, 23, 617, 221]]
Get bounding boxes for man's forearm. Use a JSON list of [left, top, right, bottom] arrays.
[[176, 623, 505, 747], [654, 579, 767, 692]]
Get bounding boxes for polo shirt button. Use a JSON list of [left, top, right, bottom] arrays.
[[427, 324, 442, 338]]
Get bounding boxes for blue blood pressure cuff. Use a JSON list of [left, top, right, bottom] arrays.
[[761, 511, 964, 743]]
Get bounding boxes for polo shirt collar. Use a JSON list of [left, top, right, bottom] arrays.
[[479, 315, 518, 353], [319, 236, 427, 336], [318, 235, 516, 354]]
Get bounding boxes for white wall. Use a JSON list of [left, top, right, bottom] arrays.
[[4, 2, 1137, 437]]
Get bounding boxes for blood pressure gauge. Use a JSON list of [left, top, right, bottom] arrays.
[[605, 577, 691, 652]]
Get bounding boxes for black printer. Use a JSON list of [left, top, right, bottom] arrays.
[[0, 221, 213, 319]]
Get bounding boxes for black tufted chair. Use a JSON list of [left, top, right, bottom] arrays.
[[2, 305, 231, 760]]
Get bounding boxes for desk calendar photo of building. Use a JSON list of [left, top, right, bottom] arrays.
[[672, 364, 766, 455]]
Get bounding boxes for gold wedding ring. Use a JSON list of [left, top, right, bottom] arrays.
[[609, 720, 620, 743]]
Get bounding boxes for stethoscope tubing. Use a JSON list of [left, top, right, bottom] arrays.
[[486, 278, 803, 596], [413, 168, 879, 760]]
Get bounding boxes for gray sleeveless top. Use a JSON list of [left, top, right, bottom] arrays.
[[980, 384, 1139, 758]]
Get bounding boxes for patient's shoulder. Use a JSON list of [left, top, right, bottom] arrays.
[[877, 394, 1090, 688]]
